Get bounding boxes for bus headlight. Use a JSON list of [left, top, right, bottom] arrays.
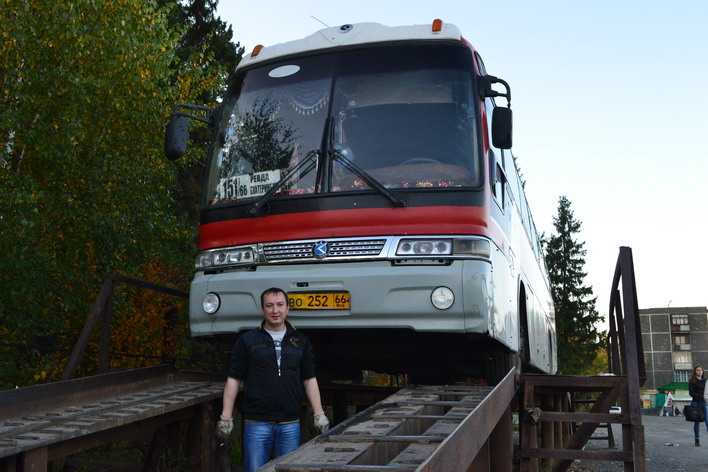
[[395, 237, 490, 259], [196, 246, 256, 270], [202, 293, 221, 314], [396, 239, 452, 255], [452, 238, 491, 258], [431, 287, 454, 310]]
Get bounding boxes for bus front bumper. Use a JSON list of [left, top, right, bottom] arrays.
[[189, 260, 492, 336]]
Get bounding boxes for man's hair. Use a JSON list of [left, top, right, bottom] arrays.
[[260, 287, 288, 308]]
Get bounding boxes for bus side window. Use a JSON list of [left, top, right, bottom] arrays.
[[495, 162, 506, 209]]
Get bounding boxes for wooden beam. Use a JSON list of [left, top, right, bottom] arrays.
[[538, 412, 629, 424], [522, 448, 631, 462], [521, 374, 622, 389], [551, 380, 625, 472]]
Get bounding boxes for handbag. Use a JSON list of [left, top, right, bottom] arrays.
[[684, 403, 705, 422]]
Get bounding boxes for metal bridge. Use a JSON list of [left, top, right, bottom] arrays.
[[0, 247, 645, 472]]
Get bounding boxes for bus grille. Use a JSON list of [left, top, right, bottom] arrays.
[[263, 238, 387, 262]]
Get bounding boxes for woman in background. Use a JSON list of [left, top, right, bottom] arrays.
[[688, 365, 708, 446]]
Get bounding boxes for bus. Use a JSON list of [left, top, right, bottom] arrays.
[[166, 20, 556, 382]]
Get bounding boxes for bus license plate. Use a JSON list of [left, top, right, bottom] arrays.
[[288, 292, 351, 310]]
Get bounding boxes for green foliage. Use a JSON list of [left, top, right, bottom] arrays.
[[544, 196, 602, 374], [0, 0, 233, 387], [162, 0, 244, 224]]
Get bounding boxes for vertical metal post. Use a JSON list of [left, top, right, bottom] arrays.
[[489, 406, 513, 472], [20, 448, 47, 472], [467, 439, 490, 472], [62, 277, 115, 380], [99, 277, 115, 373]]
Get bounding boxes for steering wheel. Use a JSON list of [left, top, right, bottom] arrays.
[[400, 157, 443, 166]]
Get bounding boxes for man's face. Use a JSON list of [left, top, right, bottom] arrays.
[[262, 292, 289, 330]]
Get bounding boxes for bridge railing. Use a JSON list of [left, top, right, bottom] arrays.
[[62, 273, 187, 380]]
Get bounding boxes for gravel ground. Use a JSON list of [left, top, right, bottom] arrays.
[[576, 414, 708, 472]]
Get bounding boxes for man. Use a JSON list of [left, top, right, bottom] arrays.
[[217, 287, 330, 472]]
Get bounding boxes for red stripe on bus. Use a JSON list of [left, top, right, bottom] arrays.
[[199, 206, 496, 250]]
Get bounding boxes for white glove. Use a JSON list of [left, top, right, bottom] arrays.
[[217, 415, 233, 439], [314, 413, 330, 434]]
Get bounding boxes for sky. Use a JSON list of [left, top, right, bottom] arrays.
[[217, 0, 708, 322]]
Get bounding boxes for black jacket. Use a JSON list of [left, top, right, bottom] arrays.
[[689, 377, 706, 402], [228, 321, 316, 422]]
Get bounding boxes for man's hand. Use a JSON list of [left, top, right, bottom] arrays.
[[314, 413, 330, 434], [216, 415, 233, 439]]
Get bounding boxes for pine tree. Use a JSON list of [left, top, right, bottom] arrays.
[[545, 196, 602, 374]]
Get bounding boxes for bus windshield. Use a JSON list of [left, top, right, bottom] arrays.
[[205, 43, 480, 206]]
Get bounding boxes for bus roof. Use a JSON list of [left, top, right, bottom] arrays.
[[236, 21, 463, 71]]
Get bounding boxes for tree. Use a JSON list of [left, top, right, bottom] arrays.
[[161, 0, 244, 225], [544, 196, 602, 374], [0, 0, 225, 387]]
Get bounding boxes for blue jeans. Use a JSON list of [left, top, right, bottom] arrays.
[[692, 401, 708, 438], [243, 420, 300, 472]]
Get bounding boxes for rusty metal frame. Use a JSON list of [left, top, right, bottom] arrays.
[[62, 273, 187, 380], [0, 366, 223, 472], [415, 367, 516, 471], [263, 368, 517, 472]]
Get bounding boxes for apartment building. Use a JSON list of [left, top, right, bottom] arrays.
[[639, 306, 708, 389]]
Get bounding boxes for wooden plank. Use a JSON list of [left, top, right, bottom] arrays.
[[541, 395, 555, 471], [522, 374, 622, 389], [538, 412, 629, 424], [524, 382, 538, 472], [522, 448, 631, 462], [416, 367, 517, 472], [551, 379, 625, 472]]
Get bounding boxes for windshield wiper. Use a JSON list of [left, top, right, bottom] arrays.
[[330, 149, 406, 207], [249, 150, 319, 216]]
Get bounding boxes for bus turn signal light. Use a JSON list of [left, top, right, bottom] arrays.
[[252, 44, 264, 57], [432, 19, 443, 33]]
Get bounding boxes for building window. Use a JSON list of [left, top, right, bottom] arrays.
[[673, 351, 693, 370], [673, 335, 690, 350], [674, 370, 691, 382], [672, 314, 690, 332]]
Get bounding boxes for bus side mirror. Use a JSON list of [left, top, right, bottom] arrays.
[[164, 103, 213, 161], [165, 114, 189, 161], [492, 107, 512, 149]]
